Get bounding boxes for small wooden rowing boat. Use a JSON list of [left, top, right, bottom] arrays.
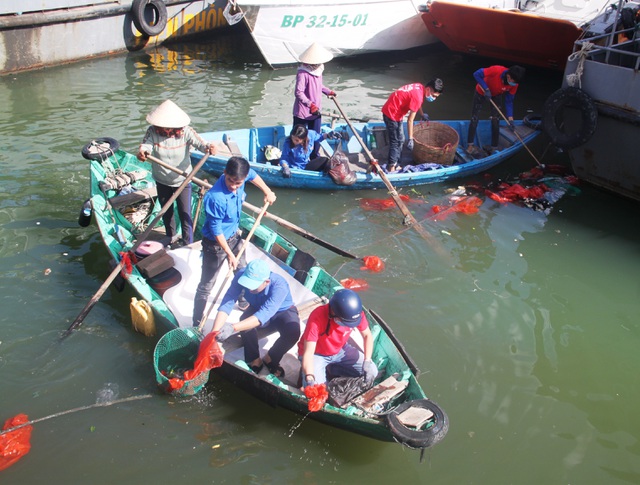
[[190, 118, 541, 190], [79, 139, 449, 450]]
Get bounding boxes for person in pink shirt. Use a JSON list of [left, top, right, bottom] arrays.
[[466, 65, 525, 156], [298, 289, 378, 388], [292, 43, 336, 158], [381, 78, 443, 172]]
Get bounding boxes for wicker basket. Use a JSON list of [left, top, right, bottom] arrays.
[[412, 122, 459, 166]]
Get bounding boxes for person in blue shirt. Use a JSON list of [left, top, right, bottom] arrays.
[[192, 157, 276, 328], [279, 124, 341, 178], [212, 259, 301, 378]]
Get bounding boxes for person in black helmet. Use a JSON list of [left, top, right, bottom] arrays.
[[297, 289, 378, 388]]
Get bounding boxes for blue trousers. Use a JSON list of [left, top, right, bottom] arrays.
[[302, 343, 364, 386], [383, 114, 404, 166]]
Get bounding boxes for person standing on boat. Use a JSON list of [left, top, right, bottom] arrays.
[[192, 157, 277, 328], [278, 124, 342, 177], [293, 42, 336, 159], [298, 289, 378, 388], [466, 65, 525, 156], [211, 259, 301, 378], [381, 78, 444, 173], [138, 100, 216, 247]]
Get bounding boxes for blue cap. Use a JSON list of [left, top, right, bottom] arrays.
[[238, 260, 270, 290]]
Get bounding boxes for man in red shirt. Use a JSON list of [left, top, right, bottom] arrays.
[[466, 65, 525, 155], [298, 289, 378, 388], [381, 78, 444, 173]]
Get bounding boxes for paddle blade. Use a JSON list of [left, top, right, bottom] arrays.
[[0, 414, 32, 471]]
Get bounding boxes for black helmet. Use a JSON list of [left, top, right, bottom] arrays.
[[329, 289, 362, 327]]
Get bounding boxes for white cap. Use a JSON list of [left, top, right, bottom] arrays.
[[146, 100, 191, 128]]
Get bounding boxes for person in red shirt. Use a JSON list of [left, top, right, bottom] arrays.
[[298, 289, 378, 387], [466, 65, 525, 156], [381, 78, 444, 173]]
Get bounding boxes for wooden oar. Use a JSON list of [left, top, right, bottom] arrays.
[[489, 98, 543, 167], [197, 201, 270, 332], [61, 153, 210, 340], [146, 154, 362, 260], [330, 97, 450, 256]]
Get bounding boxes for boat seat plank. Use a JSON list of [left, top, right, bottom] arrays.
[[109, 186, 157, 209]]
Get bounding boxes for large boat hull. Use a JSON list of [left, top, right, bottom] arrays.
[[0, 0, 229, 75]]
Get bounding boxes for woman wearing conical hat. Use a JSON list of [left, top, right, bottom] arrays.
[[292, 43, 336, 159], [137, 100, 216, 247]]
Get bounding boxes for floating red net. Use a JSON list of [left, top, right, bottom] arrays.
[[163, 332, 224, 393], [304, 384, 328, 412], [360, 255, 384, 272], [430, 196, 483, 220], [0, 414, 32, 471], [359, 194, 411, 211], [485, 183, 550, 204], [340, 278, 369, 291]]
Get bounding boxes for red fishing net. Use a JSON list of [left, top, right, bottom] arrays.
[[359, 194, 411, 211], [164, 332, 224, 393], [304, 384, 329, 412], [430, 196, 483, 220], [340, 278, 370, 291], [361, 255, 384, 272], [0, 414, 32, 471]]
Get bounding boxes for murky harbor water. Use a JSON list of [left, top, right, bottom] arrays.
[[1, 31, 639, 483]]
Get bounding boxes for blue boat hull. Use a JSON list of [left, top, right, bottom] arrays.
[[191, 120, 540, 190]]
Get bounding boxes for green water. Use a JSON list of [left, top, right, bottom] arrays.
[[1, 32, 639, 484]]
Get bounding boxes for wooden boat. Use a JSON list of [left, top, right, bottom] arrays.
[[190, 118, 541, 190], [80, 139, 449, 449]]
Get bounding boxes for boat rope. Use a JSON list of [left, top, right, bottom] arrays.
[[566, 42, 594, 89]]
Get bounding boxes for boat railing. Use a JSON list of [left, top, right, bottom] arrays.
[[574, 25, 640, 70]]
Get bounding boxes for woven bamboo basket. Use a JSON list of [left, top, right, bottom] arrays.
[[412, 122, 459, 166]]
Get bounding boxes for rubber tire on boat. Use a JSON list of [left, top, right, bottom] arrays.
[[386, 399, 449, 449], [542, 87, 598, 150], [81, 137, 120, 160], [131, 0, 168, 37], [523, 113, 542, 130]]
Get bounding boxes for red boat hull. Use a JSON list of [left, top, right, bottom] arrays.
[[421, 1, 582, 70]]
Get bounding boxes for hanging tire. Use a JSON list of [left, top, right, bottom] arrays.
[[523, 113, 542, 130], [131, 0, 168, 37], [81, 137, 120, 160], [385, 399, 449, 449], [542, 87, 597, 149]]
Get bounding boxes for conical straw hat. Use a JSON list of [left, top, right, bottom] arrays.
[[298, 43, 333, 64], [146, 100, 191, 128]]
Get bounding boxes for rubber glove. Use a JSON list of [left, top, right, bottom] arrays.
[[310, 103, 320, 116], [484, 88, 492, 100], [215, 322, 234, 342], [327, 90, 336, 97], [363, 359, 378, 385], [406, 138, 415, 151], [422, 113, 430, 122], [328, 131, 342, 140], [508, 121, 516, 132], [281, 161, 292, 178]]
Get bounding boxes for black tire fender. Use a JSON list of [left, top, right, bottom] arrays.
[[542, 87, 597, 149], [386, 399, 449, 449], [131, 0, 168, 37], [523, 113, 542, 130], [81, 137, 120, 160]]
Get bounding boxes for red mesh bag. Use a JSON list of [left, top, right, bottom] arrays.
[[340, 278, 370, 291], [0, 414, 32, 471], [360, 194, 410, 211], [361, 255, 384, 273], [164, 332, 224, 393], [304, 384, 328, 412], [431, 196, 483, 220]]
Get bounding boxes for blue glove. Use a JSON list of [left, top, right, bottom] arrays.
[[484, 88, 492, 100], [328, 131, 342, 140], [363, 359, 378, 385], [406, 138, 414, 151], [215, 322, 235, 342], [281, 161, 291, 178], [422, 113, 430, 122]]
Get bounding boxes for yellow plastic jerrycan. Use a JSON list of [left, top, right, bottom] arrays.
[[130, 297, 156, 337]]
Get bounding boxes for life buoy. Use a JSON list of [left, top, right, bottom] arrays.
[[385, 399, 449, 449], [82, 137, 120, 160], [131, 0, 168, 37], [542, 87, 597, 149]]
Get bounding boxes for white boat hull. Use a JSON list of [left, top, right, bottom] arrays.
[[236, 0, 435, 66]]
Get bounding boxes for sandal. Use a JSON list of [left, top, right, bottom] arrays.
[[249, 362, 264, 374], [266, 361, 285, 379]]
